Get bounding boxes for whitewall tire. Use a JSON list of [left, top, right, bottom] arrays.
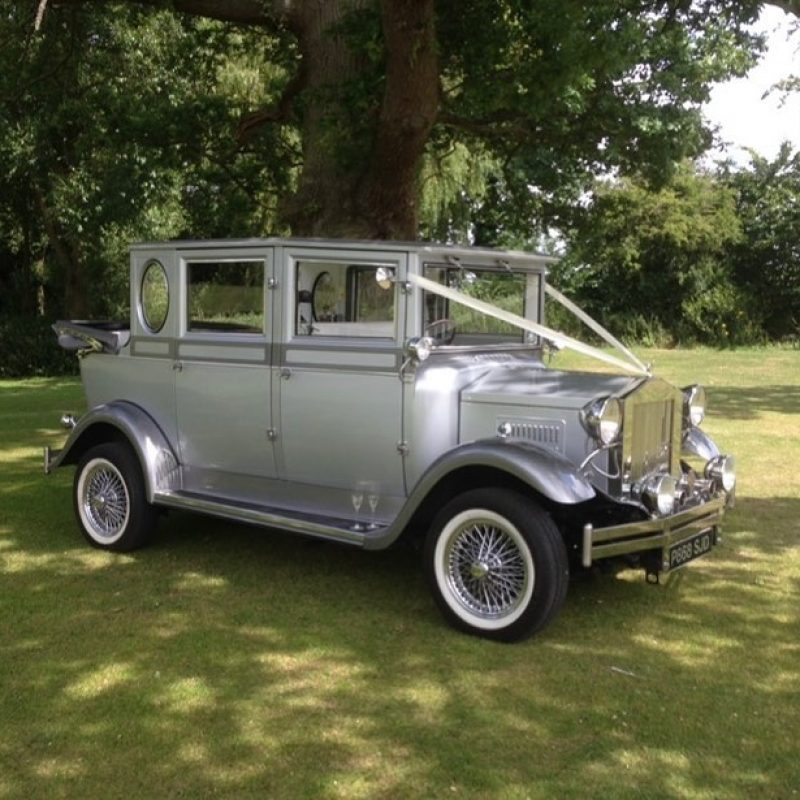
[[425, 489, 568, 642], [73, 442, 156, 552]]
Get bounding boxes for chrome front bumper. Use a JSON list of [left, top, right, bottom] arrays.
[[581, 494, 727, 570]]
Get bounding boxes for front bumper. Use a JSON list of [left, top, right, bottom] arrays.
[[581, 494, 727, 572]]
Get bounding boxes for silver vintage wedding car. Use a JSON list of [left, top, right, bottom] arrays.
[[46, 239, 736, 641]]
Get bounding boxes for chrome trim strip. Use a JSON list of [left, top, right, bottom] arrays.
[[152, 490, 367, 546]]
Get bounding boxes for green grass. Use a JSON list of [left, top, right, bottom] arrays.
[[1, 350, 799, 799]]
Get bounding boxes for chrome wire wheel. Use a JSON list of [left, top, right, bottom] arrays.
[[434, 509, 535, 631], [77, 457, 131, 544]]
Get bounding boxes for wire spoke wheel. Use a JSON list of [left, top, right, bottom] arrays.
[[447, 520, 529, 618], [77, 457, 131, 544]]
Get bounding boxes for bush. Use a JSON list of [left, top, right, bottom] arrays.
[[0, 316, 79, 378]]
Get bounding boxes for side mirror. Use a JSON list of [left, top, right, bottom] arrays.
[[404, 336, 434, 363], [399, 336, 435, 381]]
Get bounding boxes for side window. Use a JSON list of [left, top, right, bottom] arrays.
[[140, 260, 169, 333], [187, 261, 265, 334], [296, 261, 395, 338], [421, 264, 541, 345]]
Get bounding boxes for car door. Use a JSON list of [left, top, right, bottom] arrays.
[[173, 246, 277, 483], [274, 246, 407, 521]]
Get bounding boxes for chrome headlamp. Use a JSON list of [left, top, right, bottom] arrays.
[[682, 384, 707, 427], [705, 454, 736, 493], [580, 396, 623, 446], [641, 474, 677, 516]]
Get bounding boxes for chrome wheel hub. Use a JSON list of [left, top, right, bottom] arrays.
[[81, 461, 129, 539], [446, 520, 529, 620]]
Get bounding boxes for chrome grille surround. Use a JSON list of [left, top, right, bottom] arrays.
[[620, 379, 683, 492]]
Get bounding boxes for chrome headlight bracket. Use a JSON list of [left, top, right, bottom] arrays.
[[682, 384, 707, 427]]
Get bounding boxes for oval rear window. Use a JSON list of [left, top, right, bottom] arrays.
[[141, 260, 169, 333]]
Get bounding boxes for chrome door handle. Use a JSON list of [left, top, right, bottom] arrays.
[[172, 361, 183, 372], [280, 367, 291, 380]]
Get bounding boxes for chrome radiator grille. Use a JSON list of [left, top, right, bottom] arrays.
[[622, 380, 682, 483]]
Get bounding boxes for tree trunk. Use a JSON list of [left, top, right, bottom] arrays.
[[280, 0, 438, 239], [357, 0, 438, 239], [35, 189, 88, 318], [278, 0, 375, 238]]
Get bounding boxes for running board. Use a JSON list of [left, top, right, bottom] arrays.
[[152, 489, 377, 546]]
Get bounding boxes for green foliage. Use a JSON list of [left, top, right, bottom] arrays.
[[0, 316, 77, 378], [1, 0, 794, 368], [0, 3, 293, 323], [558, 163, 755, 346], [557, 149, 800, 347], [721, 144, 800, 341], [431, 0, 765, 241]]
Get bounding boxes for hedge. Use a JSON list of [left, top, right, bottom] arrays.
[[0, 316, 79, 378]]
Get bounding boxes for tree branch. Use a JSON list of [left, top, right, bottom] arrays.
[[236, 63, 307, 144], [438, 110, 538, 140], [34, 0, 49, 30]]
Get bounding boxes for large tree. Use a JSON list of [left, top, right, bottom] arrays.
[[44, 0, 798, 242]]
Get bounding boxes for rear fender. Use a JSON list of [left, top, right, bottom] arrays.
[[46, 401, 180, 502]]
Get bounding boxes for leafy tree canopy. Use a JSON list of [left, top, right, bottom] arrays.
[[40, 0, 787, 241], [1, 0, 798, 331]]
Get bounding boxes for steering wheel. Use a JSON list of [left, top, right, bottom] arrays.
[[425, 318, 457, 345]]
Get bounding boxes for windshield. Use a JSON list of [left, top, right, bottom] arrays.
[[421, 263, 542, 347]]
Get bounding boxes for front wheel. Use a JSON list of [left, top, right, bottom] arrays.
[[424, 489, 569, 642], [73, 441, 157, 552]]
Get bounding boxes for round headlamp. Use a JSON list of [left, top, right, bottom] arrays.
[[642, 474, 677, 516], [581, 396, 623, 446], [682, 384, 707, 427], [705, 454, 736, 493]]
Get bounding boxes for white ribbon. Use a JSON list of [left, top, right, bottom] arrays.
[[544, 283, 650, 375], [408, 273, 650, 377]]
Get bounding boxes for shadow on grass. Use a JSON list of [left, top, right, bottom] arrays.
[[1, 486, 798, 799], [708, 384, 800, 420]]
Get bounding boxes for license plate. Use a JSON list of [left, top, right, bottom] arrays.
[[668, 530, 715, 570]]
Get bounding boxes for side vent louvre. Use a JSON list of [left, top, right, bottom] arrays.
[[498, 417, 566, 453]]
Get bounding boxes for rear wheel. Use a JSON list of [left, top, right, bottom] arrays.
[[73, 442, 157, 552], [424, 489, 569, 642]]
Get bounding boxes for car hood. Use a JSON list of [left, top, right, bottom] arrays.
[[461, 365, 641, 411]]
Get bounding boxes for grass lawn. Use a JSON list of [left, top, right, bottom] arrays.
[[1, 348, 798, 799]]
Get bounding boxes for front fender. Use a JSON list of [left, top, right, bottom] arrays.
[[365, 439, 595, 549], [46, 401, 180, 502], [415, 439, 596, 506]]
